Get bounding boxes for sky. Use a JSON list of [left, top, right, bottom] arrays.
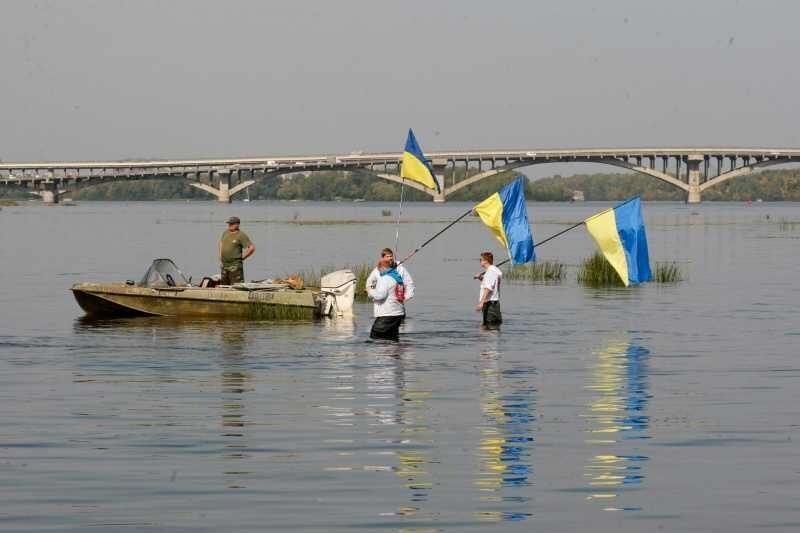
[[2, 0, 799, 165]]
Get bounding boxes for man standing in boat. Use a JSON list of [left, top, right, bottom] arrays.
[[366, 248, 415, 318], [219, 217, 255, 285]]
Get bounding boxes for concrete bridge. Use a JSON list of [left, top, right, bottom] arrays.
[[2, 147, 799, 203]]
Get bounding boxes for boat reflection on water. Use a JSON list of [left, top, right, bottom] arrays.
[[582, 338, 651, 512], [474, 341, 536, 523], [73, 316, 259, 490]]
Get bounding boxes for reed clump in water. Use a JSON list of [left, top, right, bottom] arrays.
[[578, 252, 685, 287], [345, 263, 372, 303], [577, 252, 625, 288], [504, 260, 567, 282], [293, 262, 373, 303], [250, 303, 315, 321], [381, 209, 392, 217], [778, 218, 800, 231], [653, 261, 684, 283]]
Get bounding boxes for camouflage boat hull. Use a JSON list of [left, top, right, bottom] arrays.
[[71, 283, 324, 320]]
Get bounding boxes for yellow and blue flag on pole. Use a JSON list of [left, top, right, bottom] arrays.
[[585, 197, 652, 286], [400, 129, 440, 193], [474, 176, 536, 264]]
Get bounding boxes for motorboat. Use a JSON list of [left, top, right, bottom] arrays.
[[71, 259, 356, 319]]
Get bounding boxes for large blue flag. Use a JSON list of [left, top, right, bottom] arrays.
[[585, 197, 652, 286], [474, 176, 536, 264]]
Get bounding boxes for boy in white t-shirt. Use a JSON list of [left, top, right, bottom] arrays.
[[474, 251, 503, 328]]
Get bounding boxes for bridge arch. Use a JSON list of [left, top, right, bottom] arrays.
[[585, 158, 689, 192], [443, 158, 690, 199], [699, 157, 793, 192], [56, 169, 440, 202], [266, 168, 438, 199]]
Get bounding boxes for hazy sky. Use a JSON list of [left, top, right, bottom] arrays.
[[2, 0, 799, 163]]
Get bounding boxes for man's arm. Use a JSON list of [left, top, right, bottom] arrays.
[[242, 243, 255, 260], [475, 270, 496, 311], [475, 287, 490, 312], [219, 240, 223, 263]]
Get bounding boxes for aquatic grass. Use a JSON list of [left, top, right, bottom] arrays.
[[289, 265, 333, 288], [381, 209, 392, 217], [347, 263, 373, 303], [578, 252, 686, 287], [291, 262, 373, 303], [250, 303, 315, 321], [653, 261, 684, 283], [777, 218, 800, 231], [503, 260, 567, 282], [577, 252, 626, 288]]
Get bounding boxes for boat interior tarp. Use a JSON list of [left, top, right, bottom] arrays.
[[139, 259, 191, 287]]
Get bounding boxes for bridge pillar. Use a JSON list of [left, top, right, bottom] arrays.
[[433, 172, 446, 203], [188, 170, 255, 202], [217, 171, 231, 203], [687, 156, 702, 204], [32, 183, 67, 204]]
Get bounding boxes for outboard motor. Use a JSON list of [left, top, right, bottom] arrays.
[[320, 269, 357, 316]]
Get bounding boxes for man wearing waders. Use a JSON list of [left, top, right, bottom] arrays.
[[475, 251, 502, 328], [366, 248, 415, 318], [367, 263, 405, 341]]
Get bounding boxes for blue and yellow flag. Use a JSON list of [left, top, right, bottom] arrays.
[[585, 197, 652, 286], [400, 129, 440, 193], [474, 176, 536, 264]]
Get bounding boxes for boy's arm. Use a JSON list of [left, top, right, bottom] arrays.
[[400, 268, 415, 300]]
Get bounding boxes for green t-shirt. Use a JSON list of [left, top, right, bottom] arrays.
[[220, 230, 252, 266]]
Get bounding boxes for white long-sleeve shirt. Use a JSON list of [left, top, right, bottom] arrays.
[[366, 264, 415, 301], [367, 271, 405, 317]]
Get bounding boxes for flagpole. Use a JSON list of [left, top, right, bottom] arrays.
[[493, 221, 585, 269], [493, 195, 641, 269], [397, 206, 474, 266], [394, 179, 405, 253]]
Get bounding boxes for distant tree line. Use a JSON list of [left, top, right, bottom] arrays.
[[2, 168, 799, 201]]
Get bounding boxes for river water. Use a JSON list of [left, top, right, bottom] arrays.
[[1, 200, 798, 532]]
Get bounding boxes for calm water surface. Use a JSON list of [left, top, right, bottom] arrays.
[[1, 201, 798, 532]]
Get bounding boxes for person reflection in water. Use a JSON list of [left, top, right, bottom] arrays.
[[475, 346, 535, 523], [219, 326, 252, 489]]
